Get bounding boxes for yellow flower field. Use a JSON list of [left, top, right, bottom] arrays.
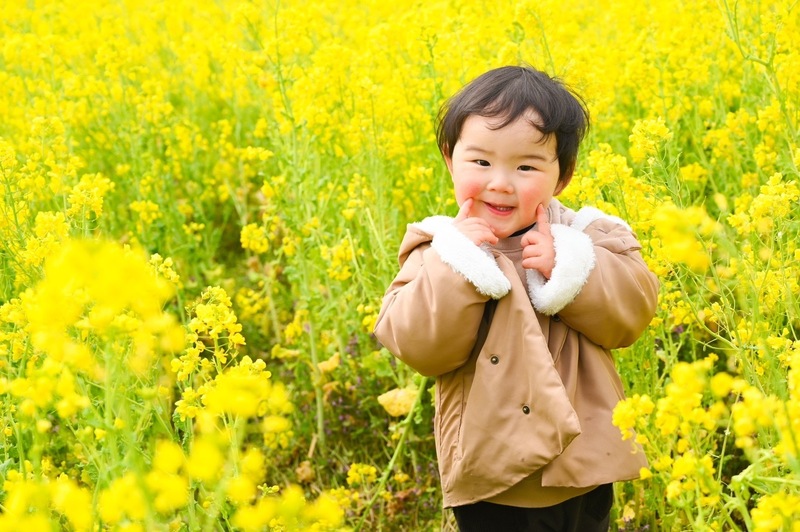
[[0, 0, 798, 530]]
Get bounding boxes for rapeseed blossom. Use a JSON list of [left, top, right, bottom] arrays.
[[320, 238, 362, 282], [2, 0, 799, 529], [0, 477, 92, 530], [629, 117, 673, 163], [728, 173, 799, 236], [182, 286, 246, 365], [203, 358, 276, 417], [66, 173, 114, 220], [129, 199, 163, 234], [21, 240, 183, 376], [612, 393, 654, 441], [650, 203, 717, 272], [751, 492, 800, 532], [98, 473, 148, 524], [21, 211, 69, 267], [347, 463, 378, 487], [678, 162, 708, 186], [146, 441, 190, 513], [241, 223, 270, 254], [377, 387, 418, 417]]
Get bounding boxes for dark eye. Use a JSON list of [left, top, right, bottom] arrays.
[[475, 160, 490, 167], [519, 165, 536, 172]]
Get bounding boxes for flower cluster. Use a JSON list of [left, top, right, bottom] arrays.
[[2, 0, 800, 529], [377, 387, 417, 418]]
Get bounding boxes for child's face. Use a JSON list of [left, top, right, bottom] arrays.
[[445, 111, 564, 238]]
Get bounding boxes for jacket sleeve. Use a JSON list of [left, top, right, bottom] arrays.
[[528, 214, 659, 349], [373, 224, 508, 377]]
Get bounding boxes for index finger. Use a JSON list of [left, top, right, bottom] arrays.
[[455, 198, 474, 222], [536, 203, 551, 236]]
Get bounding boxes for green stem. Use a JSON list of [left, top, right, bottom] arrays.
[[717, 411, 734, 486], [354, 377, 429, 532], [747, 475, 800, 487], [11, 416, 26, 474], [298, 260, 326, 453], [201, 415, 242, 532], [305, 314, 326, 452], [260, 268, 282, 344], [723, 485, 753, 532]]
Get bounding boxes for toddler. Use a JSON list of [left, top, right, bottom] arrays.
[[374, 65, 659, 531]]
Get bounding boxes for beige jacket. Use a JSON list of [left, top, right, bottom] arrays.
[[374, 199, 659, 508]]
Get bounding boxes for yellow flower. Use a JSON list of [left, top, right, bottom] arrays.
[[232, 499, 277, 532], [320, 238, 358, 282], [678, 162, 708, 184], [186, 438, 225, 484], [149, 253, 182, 287], [129, 199, 162, 226], [283, 308, 309, 345], [751, 492, 800, 532], [49, 476, 93, 531], [240, 447, 266, 482], [22, 239, 180, 374], [152, 440, 185, 474], [240, 223, 270, 254], [66, 173, 114, 219], [346, 463, 377, 487], [612, 393, 654, 440], [651, 203, 716, 271], [227, 476, 257, 505], [377, 387, 418, 417], [303, 491, 345, 528], [317, 352, 340, 374], [21, 211, 70, 267], [710, 372, 734, 398], [629, 117, 673, 162], [262, 415, 292, 434], [145, 471, 189, 514], [203, 362, 275, 418]]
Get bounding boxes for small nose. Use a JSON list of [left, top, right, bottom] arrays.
[[487, 170, 514, 193]]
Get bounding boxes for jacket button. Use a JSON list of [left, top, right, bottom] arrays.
[[522, 405, 530, 415], [552, 314, 561, 322], [490, 355, 499, 365]]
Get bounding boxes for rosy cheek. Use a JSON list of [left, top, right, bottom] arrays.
[[518, 185, 547, 205], [455, 181, 484, 202]]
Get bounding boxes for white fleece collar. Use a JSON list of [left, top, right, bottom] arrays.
[[526, 223, 594, 315], [571, 206, 631, 232], [414, 216, 511, 299], [410, 206, 630, 313]]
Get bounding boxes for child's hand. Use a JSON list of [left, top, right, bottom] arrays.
[[521, 204, 555, 279], [453, 198, 498, 246]]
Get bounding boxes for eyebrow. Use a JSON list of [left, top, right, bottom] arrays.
[[462, 145, 554, 162]]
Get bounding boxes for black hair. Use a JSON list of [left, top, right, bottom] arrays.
[[436, 65, 590, 184]]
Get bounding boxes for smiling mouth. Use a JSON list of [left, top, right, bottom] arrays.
[[485, 202, 514, 213]]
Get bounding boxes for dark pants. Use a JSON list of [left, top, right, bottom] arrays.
[[452, 484, 613, 532]]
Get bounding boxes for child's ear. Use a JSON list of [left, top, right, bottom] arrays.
[[443, 151, 454, 176]]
